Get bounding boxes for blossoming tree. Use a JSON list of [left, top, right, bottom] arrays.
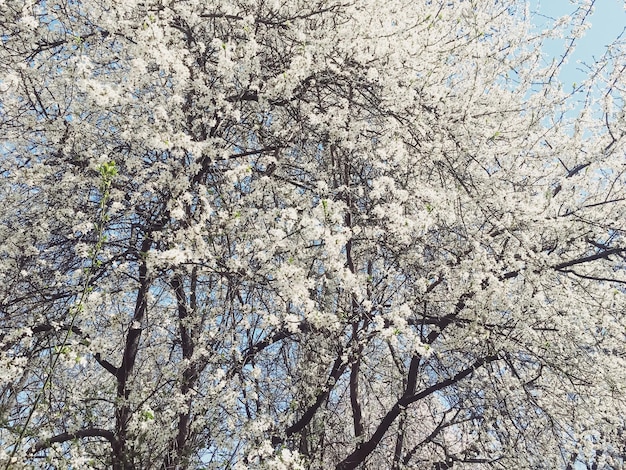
[[1, 0, 625, 468]]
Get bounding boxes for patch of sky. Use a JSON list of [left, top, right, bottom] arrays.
[[530, 0, 625, 122]]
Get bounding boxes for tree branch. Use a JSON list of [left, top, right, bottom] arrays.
[[336, 354, 499, 470], [30, 428, 115, 453], [553, 247, 625, 270], [273, 354, 348, 446]]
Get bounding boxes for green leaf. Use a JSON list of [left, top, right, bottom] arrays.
[[98, 161, 118, 179]]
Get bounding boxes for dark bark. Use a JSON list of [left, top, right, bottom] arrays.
[[349, 356, 364, 441], [113, 236, 153, 470], [391, 410, 406, 470], [165, 271, 200, 469]]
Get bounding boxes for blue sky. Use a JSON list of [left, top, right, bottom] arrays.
[[532, 0, 626, 87]]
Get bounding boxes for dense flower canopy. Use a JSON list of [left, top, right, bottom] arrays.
[[1, 0, 625, 468]]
